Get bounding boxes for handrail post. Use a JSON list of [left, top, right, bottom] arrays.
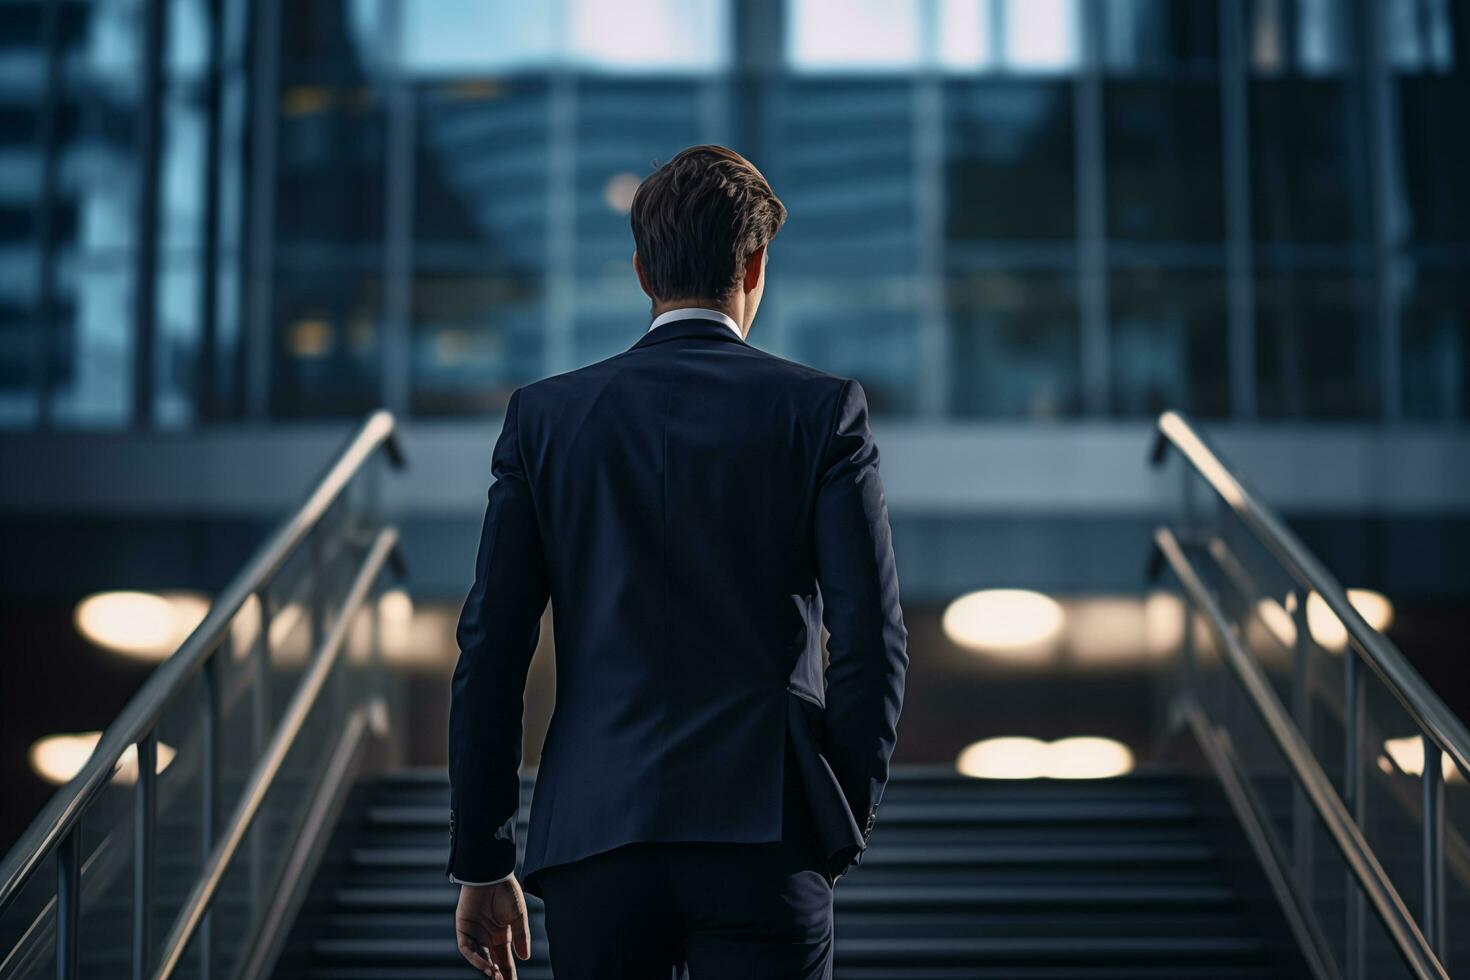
[[1422, 734, 1445, 961], [133, 731, 157, 979], [199, 651, 221, 980], [0, 411, 406, 953], [250, 589, 272, 922], [56, 826, 79, 980], [1289, 589, 1313, 901], [1344, 649, 1365, 980]]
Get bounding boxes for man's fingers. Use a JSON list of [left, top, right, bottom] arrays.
[[487, 932, 517, 980], [513, 909, 532, 960], [457, 929, 500, 978]]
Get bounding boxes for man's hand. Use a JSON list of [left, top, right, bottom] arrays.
[[456, 877, 531, 979]]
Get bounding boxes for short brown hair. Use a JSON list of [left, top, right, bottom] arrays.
[[630, 145, 786, 303]]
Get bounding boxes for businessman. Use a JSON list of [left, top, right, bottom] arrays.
[[447, 145, 907, 979]]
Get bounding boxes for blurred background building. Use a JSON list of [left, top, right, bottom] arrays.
[[1, 0, 1469, 914]]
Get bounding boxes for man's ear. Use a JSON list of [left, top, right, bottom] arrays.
[[743, 245, 766, 295], [633, 250, 654, 300]]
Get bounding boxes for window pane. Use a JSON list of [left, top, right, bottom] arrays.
[[275, 86, 387, 247], [767, 79, 917, 276], [1401, 268, 1470, 420], [1255, 270, 1378, 418], [1104, 81, 1223, 241], [787, 305, 921, 417], [1102, 0, 1219, 74], [1397, 74, 1470, 245], [787, 0, 921, 72], [155, 259, 200, 428], [1110, 269, 1228, 417], [51, 255, 134, 427], [1248, 0, 1357, 76], [949, 270, 1081, 418], [270, 265, 382, 416], [414, 78, 550, 265], [410, 269, 542, 416], [946, 80, 1075, 241], [1249, 79, 1369, 244], [402, 0, 729, 75]]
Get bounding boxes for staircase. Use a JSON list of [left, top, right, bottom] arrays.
[[277, 766, 1294, 979]]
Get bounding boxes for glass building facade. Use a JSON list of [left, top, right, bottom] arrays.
[[0, 0, 1466, 428]]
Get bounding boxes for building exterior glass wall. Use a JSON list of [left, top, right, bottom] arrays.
[[0, 0, 1465, 428]]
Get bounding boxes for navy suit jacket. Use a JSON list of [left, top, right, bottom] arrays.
[[446, 314, 908, 895]]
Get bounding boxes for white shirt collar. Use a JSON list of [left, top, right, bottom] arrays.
[[647, 307, 743, 339]]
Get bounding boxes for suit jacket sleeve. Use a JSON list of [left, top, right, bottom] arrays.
[[813, 379, 908, 849], [447, 388, 551, 882]]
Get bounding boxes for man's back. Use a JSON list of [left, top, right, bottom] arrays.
[[518, 315, 881, 883], [447, 146, 907, 980]]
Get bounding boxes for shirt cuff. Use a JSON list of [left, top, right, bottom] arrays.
[[450, 871, 514, 886]]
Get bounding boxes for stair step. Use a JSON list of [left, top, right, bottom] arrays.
[[298, 969, 1276, 980], [363, 798, 1203, 828], [278, 768, 1295, 979], [332, 880, 1239, 912], [309, 934, 1267, 964], [349, 842, 1219, 870]]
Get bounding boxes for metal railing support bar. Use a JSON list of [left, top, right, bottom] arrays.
[[1422, 736, 1445, 961], [1289, 588, 1313, 903], [199, 652, 221, 980], [1344, 649, 1365, 980], [1152, 410, 1470, 782], [249, 588, 270, 918], [1153, 527, 1448, 980], [0, 411, 405, 914], [132, 731, 157, 979], [151, 528, 400, 980], [54, 829, 78, 980]]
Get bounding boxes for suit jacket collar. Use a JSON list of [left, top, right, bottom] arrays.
[[629, 316, 750, 352]]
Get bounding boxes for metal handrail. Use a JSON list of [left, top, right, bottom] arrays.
[[0, 410, 405, 918], [153, 526, 398, 978], [1153, 527, 1448, 980], [1204, 532, 1470, 894], [1150, 410, 1470, 787]]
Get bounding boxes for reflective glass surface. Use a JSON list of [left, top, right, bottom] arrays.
[[0, 0, 1466, 425]]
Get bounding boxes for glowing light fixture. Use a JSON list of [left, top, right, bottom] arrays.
[[287, 318, 334, 358], [942, 589, 1065, 658], [1306, 589, 1394, 652], [1381, 736, 1463, 783], [379, 588, 416, 663], [603, 172, 641, 214], [1143, 592, 1186, 658], [1255, 595, 1298, 650], [29, 732, 176, 786], [956, 735, 1134, 780], [1047, 737, 1135, 779], [75, 591, 210, 661], [1066, 598, 1147, 667], [956, 737, 1049, 779]]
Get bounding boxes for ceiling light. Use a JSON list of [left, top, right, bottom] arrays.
[[1047, 736, 1135, 779], [956, 735, 1135, 780], [1255, 596, 1298, 650], [956, 737, 1049, 779], [30, 732, 176, 786], [942, 589, 1065, 659], [74, 591, 210, 661], [1382, 736, 1463, 783], [1143, 592, 1186, 658], [1306, 589, 1394, 652]]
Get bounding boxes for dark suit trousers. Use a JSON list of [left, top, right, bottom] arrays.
[[535, 746, 835, 979]]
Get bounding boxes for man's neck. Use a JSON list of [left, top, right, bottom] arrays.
[[652, 298, 746, 337]]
